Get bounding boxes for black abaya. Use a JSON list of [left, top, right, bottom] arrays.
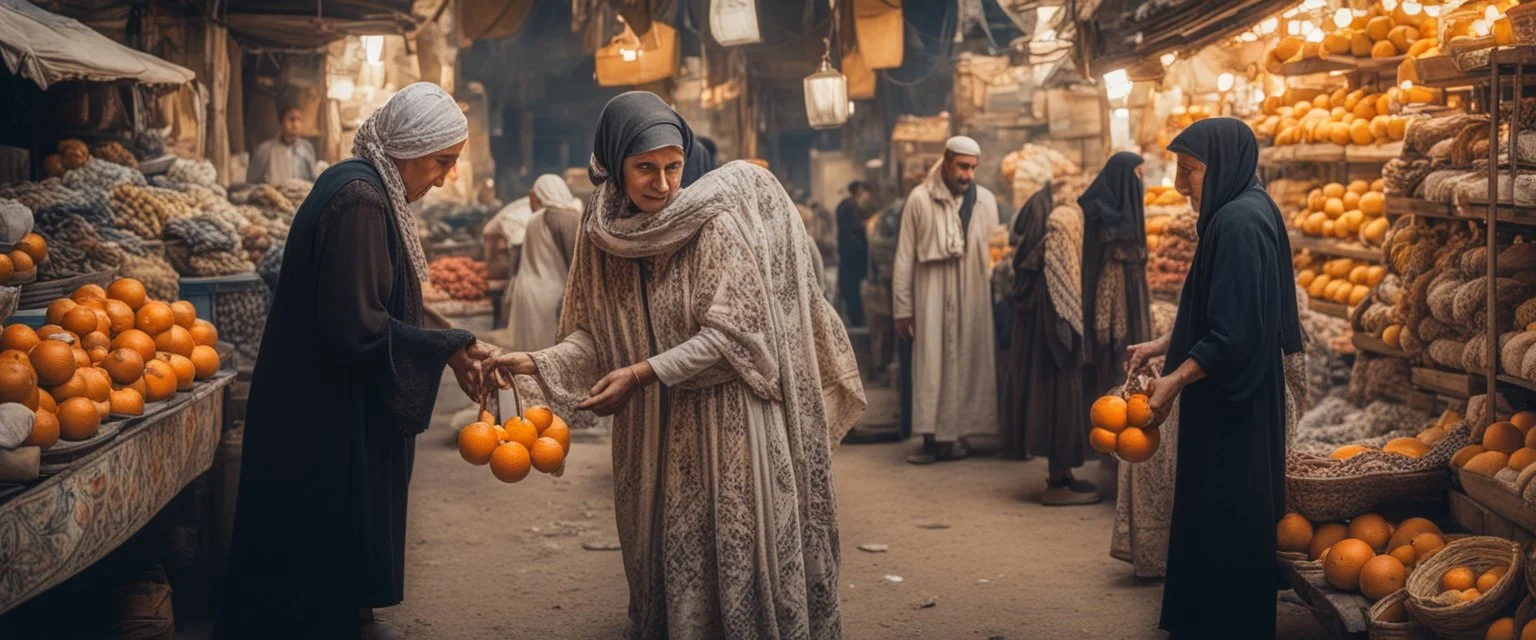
[[1157, 119, 1302, 638], [1079, 152, 1152, 396], [218, 160, 474, 639]]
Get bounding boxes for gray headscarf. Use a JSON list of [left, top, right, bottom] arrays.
[[352, 82, 469, 280]]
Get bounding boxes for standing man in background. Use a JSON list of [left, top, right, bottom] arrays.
[[836, 180, 875, 326], [893, 136, 1000, 464], [247, 106, 318, 185]]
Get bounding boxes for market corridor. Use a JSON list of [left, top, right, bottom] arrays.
[[383, 375, 1329, 639]]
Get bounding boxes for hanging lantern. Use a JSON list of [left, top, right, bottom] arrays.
[[804, 41, 849, 129], [710, 0, 761, 46]]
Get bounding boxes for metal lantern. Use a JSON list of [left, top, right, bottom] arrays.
[[710, 0, 762, 46], [804, 48, 849, 129]]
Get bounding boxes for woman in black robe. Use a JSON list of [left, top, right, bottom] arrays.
[[218, 84, 494, 640], [1002, 181, 1096, 505], [1079, 152, 1153, 396], [1127, 118, 1302, 638]]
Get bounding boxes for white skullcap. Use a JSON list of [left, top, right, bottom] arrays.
[[945, 135, 981, 156]]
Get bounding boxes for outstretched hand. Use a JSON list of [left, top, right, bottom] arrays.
[[580, 362, 656, 416], [448, 341, 501, 400], [485, 351, 538, 389]]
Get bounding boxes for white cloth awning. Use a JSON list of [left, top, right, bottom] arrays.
[[0, 0, 195, 90]]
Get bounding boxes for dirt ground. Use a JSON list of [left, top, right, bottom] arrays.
[[376, 376, 1330, 639]]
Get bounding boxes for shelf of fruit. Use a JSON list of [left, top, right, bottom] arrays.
[[1385, 194, 1456, 219], [1352, 332, 1411, 359], [1251, 86, 1413, 150], [1448, 412, 1536, 537], [1290, 232, 1384, 262]]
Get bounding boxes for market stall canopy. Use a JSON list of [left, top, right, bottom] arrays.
[[1083, 0, 1293, 76], [0, 0, 194, 90], [29, 0, 431, 51]]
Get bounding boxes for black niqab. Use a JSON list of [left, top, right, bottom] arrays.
[[1077, 151, 1145, 244], [588, 91, 695, 190], [1156, 117, 1301, 638]]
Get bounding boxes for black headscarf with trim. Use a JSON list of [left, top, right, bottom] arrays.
[[588, 91, 695, 191]]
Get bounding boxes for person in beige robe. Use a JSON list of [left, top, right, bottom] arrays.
[[893, 136, 1000, 463], [506, 175, 582, 351], [489, 92, 863, 640]]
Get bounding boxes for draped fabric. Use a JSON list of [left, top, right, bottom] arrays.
[[350, 82, 469, 281], [218, 161, 474, 638], [1079, 152, 1152, 396], [1158, 119, 1303, 638], [528, 161, 863, 639]]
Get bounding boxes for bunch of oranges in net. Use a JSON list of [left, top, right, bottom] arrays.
[[1088, 366, 1161, 463], [458, 405, 570, 482]]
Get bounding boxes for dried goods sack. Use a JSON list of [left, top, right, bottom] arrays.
[[1455, 173, 1536, 207], [1463, 333, 1494, 374], [1420, 170, 1468, 202], [0, 403, 34, 450], [62, 158, 144, 193], [1430, 339, 1468, 370], [1518, 299, 1536, 327], [1362, 305, 1393, 334], [1462, 247, 1489, 278], [1407, 113, 1487, 154], [1503, 331, 1536, 375], [1499, 242, 1536, 272], [1428, 274, 1465, 323], [0, 199, 33, 246], [1417, 316, 1459, 342]]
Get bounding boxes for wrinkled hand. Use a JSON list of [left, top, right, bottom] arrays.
[[580, 363, 654, 416], [1125, 335, 1170, 375], [1144, 373, 1183, 429], [448, 341, 499, 400], [895, 317, 914, 340], [486, 351, 537, 388]]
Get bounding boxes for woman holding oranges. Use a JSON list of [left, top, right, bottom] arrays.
[[218, 84, 499, 640], [490, 92, 863, 640]]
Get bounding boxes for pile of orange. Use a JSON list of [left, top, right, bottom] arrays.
[[0, 232, 49, 286], [1088, 393, 1159, 462], [1, 278, 223, 449], [458, 405, 571, 483]]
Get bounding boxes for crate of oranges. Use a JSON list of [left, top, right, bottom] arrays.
[[0, 277, 223, 454], [1088, 365, 1162, 463], [458, 389, 570, 483]]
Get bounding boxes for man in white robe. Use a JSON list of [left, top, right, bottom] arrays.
[[893, 136, 1001, 463]]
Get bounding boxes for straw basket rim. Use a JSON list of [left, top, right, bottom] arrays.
[[1368, 589, 1425, 640], [1404, 536, 1524, 640]]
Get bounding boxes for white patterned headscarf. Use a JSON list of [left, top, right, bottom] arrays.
[[352, 82, 468, 280]]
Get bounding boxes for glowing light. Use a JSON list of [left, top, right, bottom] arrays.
[[1283, 8, 1300, 19], [1473, 19, 1491, 37], [1218, 73, 1235, 92], [1401, 80, 1415, 90], [1162, 176, 1173, 188], [1240, 31, 1259, 42], [1288, 20, 1302, 36], [1300, 21, 1316, 36], [620, 48, 639, 62], [1402, 1, 1422, 16], [362, 35, 384, 64], [1334, 8, 1354, 28], [1382, 0, 1398, 12], [1255, 88, 1266, 102], [1425, 5, 1440, 18], [848, 101, 856, 115], [1306, 28, 1325, 43], [1103, 69, 1133, 101], [1301, 0, 1326, 10], [1261, 18, 1280, 35], [1161, 53, 1177, 66], [1486, 6, 1501, 22]]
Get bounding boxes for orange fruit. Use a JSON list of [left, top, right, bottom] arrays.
[[169, 301, 197, 329], [524, 406, 554, 433], [1323, 538, 1376, 591], [1125, 394, 1153, 428], [1090, 396, 1129, 432], [1349, 513, 1393, 552], [135, 301, 174, 335], [8, 250, 33, 273], [1487, 619, 1517, 640], [1442, 566, 1475, 591], [21, 386, 37, 411], [35, 324, 67, 342], [1390, 518, 1443, 550], [1360, 554, 1408, 600], [15, 233, 45, 263], [189, 345, 219, 379], [28, 340, 75, 387], [190, 320, 218, 347], [166, 354, 195, 391], [109, 387, 144, 416], [36, 388, 55, 414], [74, 296, 104, 311], [1477, 566, 1507, 592], [111, 329, 157, 363], [24, 409, 58, 448], [1277, 513, 1314, 554], [1116, 427, 1160, 462], [121, 377, 147, 398], [1389, 545, 1417, 568], [71, 284, 106, 302], [103, 348, 145, 385], [70, 347, 89, 370], [106, 278, 147, 310], [0, 360, 36, 405], [142, 360, 177, 402], [0, 254, 13, 285], [154, 325, 195, 358], [0, 350, 25, 366], [47, 370, 87, 401], [78, 367, 110, 402], [103, 299, 135, 335], [80, 331, 110, 352], [503, 416, 538, 450], [87, 346, 107, 365], [92, 308, 109, 335], [458, 422, 500, 465], [1310, 523, 1350, 561], [0, 324, 39, 353], [530, 437, 565, 473], [1412, 533, 1446, 563], [56, 396, 99, 440], [489, 442, 532, 483], [543, 421, 571, 453], [1483, 422, 1525, 454], [1331, 444, 1369, 460], [1089, 427, 1118, 453], [60, 305, 98, 337]]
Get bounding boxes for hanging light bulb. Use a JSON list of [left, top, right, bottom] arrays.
[[1402, 1, 1422, 16], [1287, 20, 1302, 36], [1381, 0, 1398, 12], [1103, 69, 1133, 101], [1306, 27, 1325, 43], [1161, 53, 1177, 66], [362, 35, 385, 64], [1283, 8, 1300, 18], [1240, 31, 1259, 42], [1333, 8, 1354, 28], [803, 38, 849, 129], [1261, 17, 1280, 35], [1217, 73, 1235, 92], [1299, 21, 1316, 37]]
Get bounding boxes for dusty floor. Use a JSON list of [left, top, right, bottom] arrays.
[[376, 377, 1330, 639]]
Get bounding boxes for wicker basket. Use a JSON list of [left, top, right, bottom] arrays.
[[1405, 536, 1525, 640], [1287, 468, 1451, 522], [1526, 542, 1536, 603], [1510, 4, 1536, 46], [1369, 589, 1427, 640]]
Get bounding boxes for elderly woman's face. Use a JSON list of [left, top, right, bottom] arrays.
[[1175, 152, 1207, 215], [394, 140, 467, 203], [622, 146, 685, 213]]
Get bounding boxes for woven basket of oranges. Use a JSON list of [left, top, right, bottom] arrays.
[[1089, 365, 1163, 463]]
